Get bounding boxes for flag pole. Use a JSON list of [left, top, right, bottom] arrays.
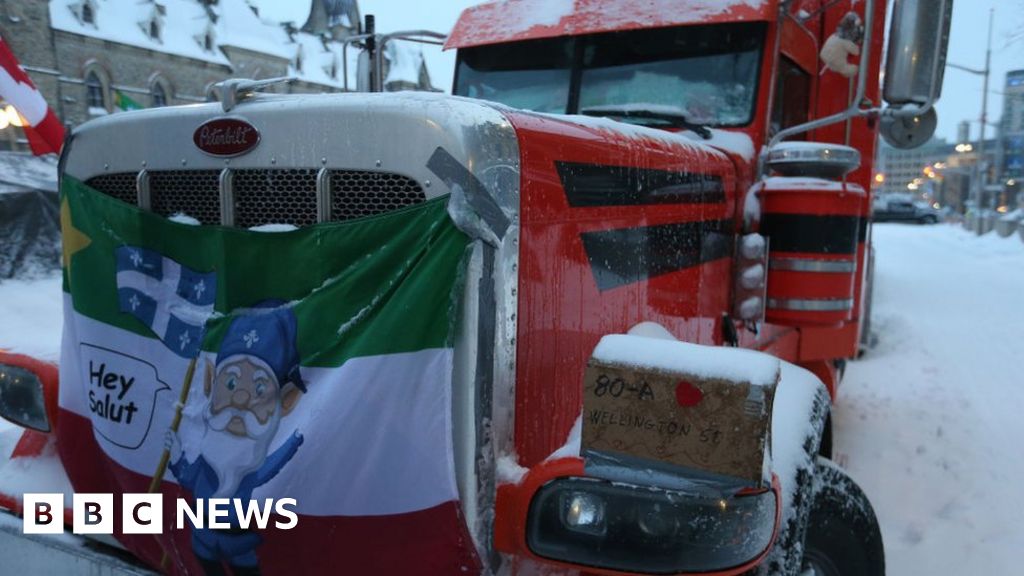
[[148, 356, 198, 571], [148, 356, 198, 493]]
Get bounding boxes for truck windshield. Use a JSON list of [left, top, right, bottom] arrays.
[[455, 22, 766, 127]]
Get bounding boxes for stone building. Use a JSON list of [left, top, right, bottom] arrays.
[[0, 0, 436, 151]]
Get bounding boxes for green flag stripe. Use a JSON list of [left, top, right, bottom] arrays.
[[62, 176, 469, 368]]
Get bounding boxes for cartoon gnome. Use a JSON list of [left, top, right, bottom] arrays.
[[166, 302, 306, 576]]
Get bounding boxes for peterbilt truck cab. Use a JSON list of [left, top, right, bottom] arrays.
[[0, 0, 951, 575]]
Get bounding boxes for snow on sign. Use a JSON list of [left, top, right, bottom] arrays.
[[582, 334, 780, 484]]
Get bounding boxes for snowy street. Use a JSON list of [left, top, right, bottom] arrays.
[[835, 224, 1024, 574], [1, 223, 1022, 573]]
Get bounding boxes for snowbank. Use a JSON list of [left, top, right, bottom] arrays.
[[836, 223, 1024, 574]]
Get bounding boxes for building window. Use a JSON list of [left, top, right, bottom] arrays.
[[149, 20, 160, 41], [82, 3, 94, 24], [152, 82, 167, 107], [204, 33, 213, 51], [85, 71, 105, 109]]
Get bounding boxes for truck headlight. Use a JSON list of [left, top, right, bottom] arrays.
[[527, 476, 776, 574], [0, 363, 51, 432]]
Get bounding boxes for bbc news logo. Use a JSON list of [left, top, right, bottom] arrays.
[[23, 494, 298, 534]]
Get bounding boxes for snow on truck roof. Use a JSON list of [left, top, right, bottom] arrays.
[[446, 0, 773, 49]]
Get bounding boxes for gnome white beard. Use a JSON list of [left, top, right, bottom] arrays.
[[200, 402, 282, 498]]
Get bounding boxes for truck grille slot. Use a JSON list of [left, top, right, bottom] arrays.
[[331, 170, 425, 221], [234, 169, 319, 229], [83, 168, 426, 227], [85, 173, 136, 205], [150, 170, 221, 225]]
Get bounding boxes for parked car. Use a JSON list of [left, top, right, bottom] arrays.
[[873, 199, 940, 224]]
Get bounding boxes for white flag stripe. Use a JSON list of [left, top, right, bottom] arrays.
[[0, 61, 47, 124], [60, 297, 458, 516]]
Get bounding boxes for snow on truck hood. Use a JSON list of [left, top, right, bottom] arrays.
[[446, 0, 772, 49]]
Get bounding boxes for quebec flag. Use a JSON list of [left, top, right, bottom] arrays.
[[114, 245, 216, 358]]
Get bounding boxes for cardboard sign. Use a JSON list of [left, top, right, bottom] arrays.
[[581, 359, 777, 485]]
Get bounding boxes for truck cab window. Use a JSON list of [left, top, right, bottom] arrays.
[[770, 56, 811, 136], [455, 37, 574, 114], [578, 23, 764, 126], [455, 22, 766, 127]]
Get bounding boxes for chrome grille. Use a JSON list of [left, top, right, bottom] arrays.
[[150, 170, 221, 225], [85, 173, 136, 205], [84, 168, 426, 227], [331, 170, 425, 221], [233, 169, 318, 229]]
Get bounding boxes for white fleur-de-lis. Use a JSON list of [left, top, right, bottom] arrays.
[[243, 329, 259, 349], [129, 294, 140, 311], [193, 279, 206, 300], [178, 330, 192, 351], [130, 249, 143, 267]]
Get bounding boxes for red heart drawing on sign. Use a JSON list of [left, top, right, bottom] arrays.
[[675, 381, 703, 407]]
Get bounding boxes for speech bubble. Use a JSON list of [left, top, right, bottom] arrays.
[[80, 343, 170, 450]]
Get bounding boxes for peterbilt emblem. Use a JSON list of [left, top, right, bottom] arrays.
[[193, 118, 260, 157]]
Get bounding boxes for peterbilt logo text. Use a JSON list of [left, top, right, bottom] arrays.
[[193, 118, 261, 156]]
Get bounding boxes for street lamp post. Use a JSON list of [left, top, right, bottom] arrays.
[[947, 7, 994, 228]]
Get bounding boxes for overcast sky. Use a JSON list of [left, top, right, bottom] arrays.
[[251, 0, 1024, 144]]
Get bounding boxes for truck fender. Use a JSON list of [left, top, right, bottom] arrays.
[[755, 362, 831, 575]]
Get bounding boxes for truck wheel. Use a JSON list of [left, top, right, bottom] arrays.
[[800, 458, 884, 576]]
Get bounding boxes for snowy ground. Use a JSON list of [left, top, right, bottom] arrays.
[[834, 223, 1024, 574], [0, 224, 1022, 572]]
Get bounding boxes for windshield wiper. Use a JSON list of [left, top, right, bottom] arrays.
[[579, 106, 713, 140]]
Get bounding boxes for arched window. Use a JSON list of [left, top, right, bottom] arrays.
[[85, 71, 105, 109], [82, 3, 94, 24], [151, 82, 167, 107]]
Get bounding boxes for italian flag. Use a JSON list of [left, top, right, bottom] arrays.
[[58, 177, 480, 574]]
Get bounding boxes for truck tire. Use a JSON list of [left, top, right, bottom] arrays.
[[800, 458, 884, 576]]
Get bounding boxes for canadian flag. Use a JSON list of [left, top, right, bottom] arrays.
[[0, 35, 64, 155]]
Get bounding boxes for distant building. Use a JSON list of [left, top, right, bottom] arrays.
[[0, 0, 436, 151], [998, 69, 1024, 207], [874, 138, 954, 196]]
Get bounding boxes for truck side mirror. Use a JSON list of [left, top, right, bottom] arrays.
[[0, 352, 59, 433], [880, 0, 953, 148], [883, 0, 954, 108]]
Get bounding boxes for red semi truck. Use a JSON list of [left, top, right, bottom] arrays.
[[0, 0, 951, 575]]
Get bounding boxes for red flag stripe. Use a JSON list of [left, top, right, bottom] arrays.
[[56, 409, 483, 575], [0, 35, 64, 154]]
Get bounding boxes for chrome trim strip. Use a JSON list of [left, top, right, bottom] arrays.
[[316, 167, 331, 223], [769, 258, 856, 273], [219, 168, 234, 227], [136, 169, 150, 211], [767, 298, 854, 311]]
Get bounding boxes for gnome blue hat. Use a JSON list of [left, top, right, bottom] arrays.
[[216, 300, 306, 393]]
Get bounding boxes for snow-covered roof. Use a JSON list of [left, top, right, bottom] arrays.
[[447, 0, 773, 49], [288, 31, 360, 90], [50, 0, 231, 66], [212, 0, 293, 60], [50, 0, 299, 67], [384, 40, 423, 87], [49, 1, 427, 92]]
